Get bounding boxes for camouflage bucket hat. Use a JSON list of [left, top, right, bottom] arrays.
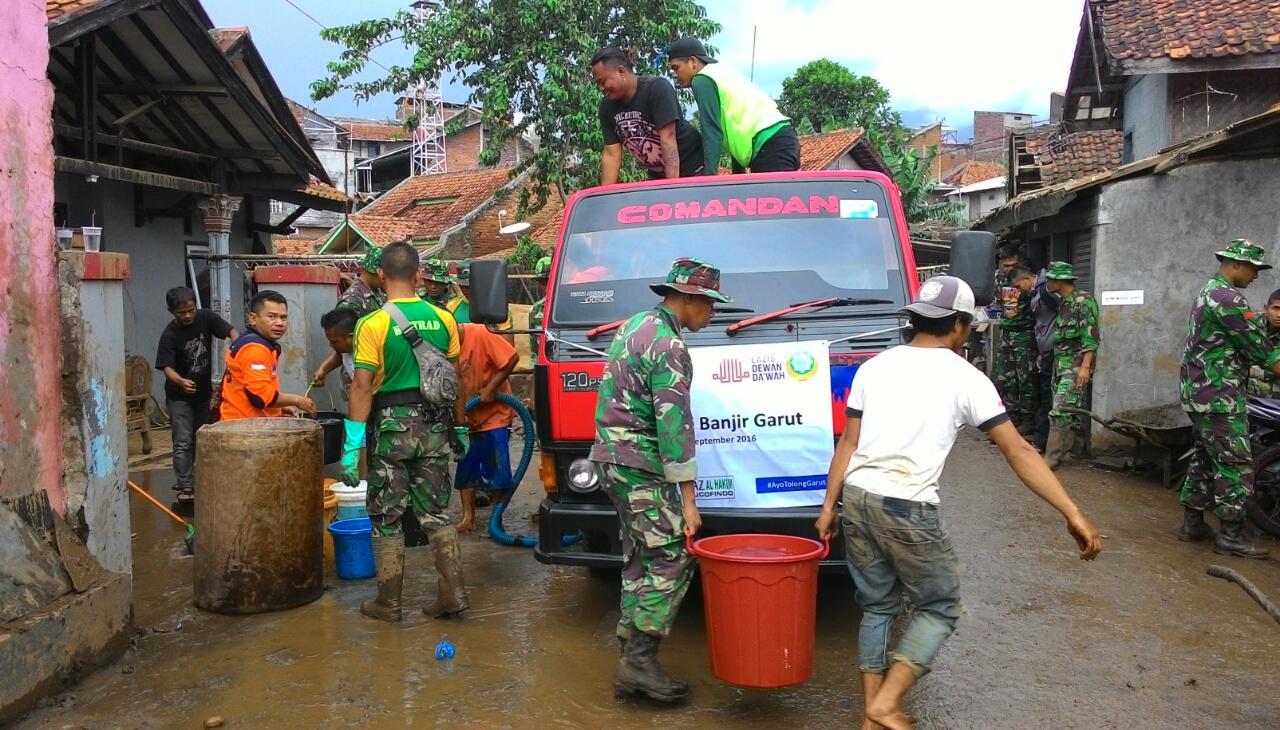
[[422, 258, 452, 284], [357, 245, 383, 274], [1216, 238, 1272, 270], [1045, 261, 1076, 281], [534, 256, 552, 278], [455, 261, 471, 286], [650, 257, 732, 303]]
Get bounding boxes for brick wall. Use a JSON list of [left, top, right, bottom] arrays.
[[908, 123, 944, 179], [973, 111, 1007, 149], [446, 125, 531, 172]]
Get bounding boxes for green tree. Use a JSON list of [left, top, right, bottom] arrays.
[[505, 234, 545, 271], [871, 132, 965, 225], [312, 1, 720, 210], [778, 59, 906, 143]]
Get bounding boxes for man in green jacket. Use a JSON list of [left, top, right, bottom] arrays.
[[667, 37, 799, 174]]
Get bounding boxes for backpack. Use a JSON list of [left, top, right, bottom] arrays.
[[381, 302, 458, 411]]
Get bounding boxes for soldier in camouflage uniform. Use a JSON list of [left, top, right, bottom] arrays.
[[343, 242, 471, 621], [528, 256, 552, 355], [1246, 288, 1280, 398], [1043, 262, 1100, 469], [311, 246, 387, 393], [1179, 239, 1280, 559], [993, 267, 1038, 433], [420, 258, 454, 309], [590, 257, 729, 704]]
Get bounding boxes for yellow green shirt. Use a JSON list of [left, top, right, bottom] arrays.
[[354, 297, 460, 394]]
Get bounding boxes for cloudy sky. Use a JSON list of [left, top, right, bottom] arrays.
[[205, 0, 1085, 141]]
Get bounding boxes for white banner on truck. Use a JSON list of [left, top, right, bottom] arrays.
[[688, 340, 835, 509]]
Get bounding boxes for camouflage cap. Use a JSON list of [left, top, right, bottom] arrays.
[[455, 261, 471, 286], [650, 257, 732, 303], [1044, 261, 1076, 281], [357, 245, 383, 274], [534, 256, 552, 278], [1216, 238, 1272, 270], [422, 258, 453, 284]]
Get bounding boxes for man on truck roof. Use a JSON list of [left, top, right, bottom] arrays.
[[590, 257, 729, 704], [591, 46, 704, 185], [667, 37, 800, 175], [816, 276, 1101, 730]]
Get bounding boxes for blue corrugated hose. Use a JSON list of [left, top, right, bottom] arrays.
[[463, 393, 580, 549]]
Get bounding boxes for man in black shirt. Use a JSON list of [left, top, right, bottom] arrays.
[[591, 47, 703, 184], [154, 286, 238, 501]]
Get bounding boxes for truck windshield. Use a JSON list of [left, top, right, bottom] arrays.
[[550, 179, 909, 326]]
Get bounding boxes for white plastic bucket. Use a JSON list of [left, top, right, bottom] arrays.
[[330, 480, 368, 520]]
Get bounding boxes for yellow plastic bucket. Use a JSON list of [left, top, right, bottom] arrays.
[[322, 479, 339, 566]]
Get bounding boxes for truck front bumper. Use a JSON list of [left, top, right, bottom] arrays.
[[534, 497, 846, 571]]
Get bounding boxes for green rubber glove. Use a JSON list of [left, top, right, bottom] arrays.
[[341, 419, 366, 485], [453, 426, 471, 454]]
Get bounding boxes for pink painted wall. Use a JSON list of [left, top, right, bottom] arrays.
[[0, 0, 64, 512]]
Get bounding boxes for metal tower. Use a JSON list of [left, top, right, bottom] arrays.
[[409, 0, 447, 176]]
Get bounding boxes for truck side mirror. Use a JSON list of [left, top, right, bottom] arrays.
[[948, 231, 998, 306], [469, 260, 510, 325]]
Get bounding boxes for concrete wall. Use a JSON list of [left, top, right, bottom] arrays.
[[1092, 157, 1280, 424], [1169, 69, 1280, 148], [1123, 74, 1169, 160], [53, 178, 258, 404], [964, 187, 1007, 220]]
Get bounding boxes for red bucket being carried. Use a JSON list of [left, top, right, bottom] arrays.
[[687, 533, 829, 688]]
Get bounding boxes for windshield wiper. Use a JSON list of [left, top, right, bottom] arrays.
[[726, 297, 895, 335], [586, 306, 755, 339]]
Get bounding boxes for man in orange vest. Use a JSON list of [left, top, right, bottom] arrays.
[[219, 290, 316, 420]]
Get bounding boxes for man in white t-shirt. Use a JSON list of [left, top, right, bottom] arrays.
[[815, 276, 1102, 730]]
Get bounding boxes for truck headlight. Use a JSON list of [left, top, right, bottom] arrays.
[[567, 458, 600, 492]]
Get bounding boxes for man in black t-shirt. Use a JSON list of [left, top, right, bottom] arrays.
[[154, 286, 238, 501], [591, 47, 703, 184]]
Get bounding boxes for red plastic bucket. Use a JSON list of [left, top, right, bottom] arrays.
[[688, 533, 829, 688]]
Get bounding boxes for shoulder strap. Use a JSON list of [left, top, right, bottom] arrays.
[[228, 330, 275, 359], [381, 302, 423, 349]]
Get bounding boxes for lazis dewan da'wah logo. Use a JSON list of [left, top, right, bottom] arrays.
[[786, 350, 818, 381]]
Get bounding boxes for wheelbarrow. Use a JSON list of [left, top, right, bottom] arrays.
[[1058, 404, 1192, 488]]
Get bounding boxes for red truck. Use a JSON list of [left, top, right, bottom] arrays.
[[470, 170, 994, 570]]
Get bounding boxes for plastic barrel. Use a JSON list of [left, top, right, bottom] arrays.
[[328, 518, 375, 580], [193, 418, 324, 614], [688, 533, 829, 688]]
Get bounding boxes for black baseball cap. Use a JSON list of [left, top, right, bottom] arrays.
[[667, 37, 717, 64]]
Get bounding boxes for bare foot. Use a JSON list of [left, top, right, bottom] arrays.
[[456, 519, 476, 534], [867, 699, 912, 730], [860, 718, 884, 730]]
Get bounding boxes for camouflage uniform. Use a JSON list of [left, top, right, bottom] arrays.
[[994, 286, 1037, 428], [1048, 267, 1100, 433], [1180, 253, 1280, 520], [589, 258, 730, 640], [421, 259, 453, 309], [367, 404, 453, 537], [1246, 318, 1280, 398], [335, 249, 387, 394]]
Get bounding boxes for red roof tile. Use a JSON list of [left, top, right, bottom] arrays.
[[1098, 0, 1280, 62], [798, 127, 865, 171], [210, 27, 248, 54], [360, 167, 515, 240], [273, 238, 319, 256], [46, 0, 101, 22], [343, 215, 423, 247], [300, 179, 348, 204], [1026, 128, 1124, 185], [343, 121, 410, 142], [943, 160, 1006, 188]]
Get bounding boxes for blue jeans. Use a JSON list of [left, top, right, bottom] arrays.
[[453, 427, 513, 492], [168, 399, 209, 489], [842, 484, 964, 677]]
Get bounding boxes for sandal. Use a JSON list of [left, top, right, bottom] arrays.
[[175, 488, 195, 503]]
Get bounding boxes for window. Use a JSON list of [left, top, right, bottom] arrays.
[[1123, 128, 1134, 164], [415, 196, 459, 207]]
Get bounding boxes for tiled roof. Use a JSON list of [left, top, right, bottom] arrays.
[[1098, 0, 1280, 62], [300, 179, 348, 204], [343, 121, 409, 141], [1026, 128, 1124, 185], [273, 238, 319, 256], [361, 167, 515, 239], [46, 0, 101, 21], [798, 127, 866, 171], [943, 160, 1006, 188], [210, 27, 248, 53], [345, 215, 424, 247]]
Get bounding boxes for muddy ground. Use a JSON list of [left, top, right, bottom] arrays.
[[18, 433, 1280, 728]]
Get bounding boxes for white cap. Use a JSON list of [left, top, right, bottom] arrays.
[[899, 276, 978, 319]]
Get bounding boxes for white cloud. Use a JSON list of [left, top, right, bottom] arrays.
[[703, 0, 1084, 127]]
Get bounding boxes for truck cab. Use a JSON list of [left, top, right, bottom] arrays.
[[477, 171, 924, 569]]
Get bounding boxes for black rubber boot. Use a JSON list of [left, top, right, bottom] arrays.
[[1177, 507, 1214, 542], [614, 634, 689, 703], [360, 535, 404, 622], [425, 526, 470, 617], [1214, 519, 1270, 559]]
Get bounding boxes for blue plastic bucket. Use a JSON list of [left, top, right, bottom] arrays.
[[328, 518, 375, 580]]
